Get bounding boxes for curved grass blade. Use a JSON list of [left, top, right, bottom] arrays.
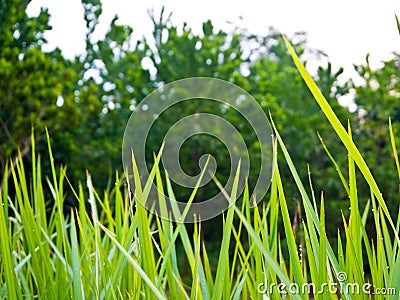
[[97, 221, 166, 300], [282, 35, 399, 245]]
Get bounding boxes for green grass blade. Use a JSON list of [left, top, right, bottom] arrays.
[[347, 124, 363, 271], [232, 271, 247, 300], [274, 162, 306, 294], [0, 173, 21, 299], [70, 211, 83, 300], [318, 195, 327, 299], [212, 161, 241, 300], [389, 118, 400, 186], [317, 133, 349, 195], [97, 221, 166, 300], [282, 35, 398, 244]]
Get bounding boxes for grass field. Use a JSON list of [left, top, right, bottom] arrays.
[[1, 38, 399, 300]]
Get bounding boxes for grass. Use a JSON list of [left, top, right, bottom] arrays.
[[1, 39, 400, 299]]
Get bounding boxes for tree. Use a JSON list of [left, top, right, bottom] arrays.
[[0, 0, 80, 188], [0, 0, 365, 245], [54, 0, 152, 189]]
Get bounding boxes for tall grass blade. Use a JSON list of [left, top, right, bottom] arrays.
[[212, 161, 241, 300], [282, 36, 398, 243]]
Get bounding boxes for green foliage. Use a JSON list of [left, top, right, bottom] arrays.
[[0, 0, 354, 202], [0, 0, 87, 189]]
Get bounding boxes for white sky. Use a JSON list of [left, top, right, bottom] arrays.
[[28, 0, 399, 85]]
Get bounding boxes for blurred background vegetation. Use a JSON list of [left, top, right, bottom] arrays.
[[1, 0, 399, 272]]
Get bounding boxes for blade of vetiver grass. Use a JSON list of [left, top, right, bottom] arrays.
[[366, 192, 380, 286], [358, 201, 377, 287], [270, 118, 352, 300], [231, 223, 257, 292], [277, 237, 290, 286], [154, 160, 180, 295], [97, 221, 166, 300], [249, 195, 265, 295], [75, 182, 93, 249], [361, 200, 370, 226], [202, 242, 214, 294], [370, 191, 389, 292], [229, 226, 250, 292], [317, 195, 328, 299], [396, 14, 400, 35], [0, 169, 21, 300], [191, 221, 203, 300], [347, 124, 363, 275], [257, 200, 276, 293], [102, 189, 116, 231], [269, 139, 279, 259], [230, 184, 248, 281], [86, 172, 115, 299], [389, 118, 400, 187], [283, 36, 398, 245], [252, 202, 265, 292], [392, 206, 400, 266], [317, 133, 349, 196], [70, 210, 84, 300], [240, 191, 258, 297], [378, 206, 394, 275], [129, 148, 164, 292], [87, 172, 108, 298], [211, 173, 275, 298], [337, 228, 345, 273], [1, 161, 8, 219], [340, 213, 365, 299], [154, 215, 176, 292], [378, 209, 391, 289], [158, 162, 211, 295], [388, 249, 400, 299], [13, 254, 30, 297], [113, 172, 123, 241], [303, 222, 318, 293], [231, 271, 247, 300], [375, 208, 387, 300], [198, 228, 206, 300], [11, 157, 57, 297], [106, 204, 141, 298], [46, 131, 72, 297], [46, 129, 68, 249], [142, 143, 164, 202], [212, 160, 241, 300], [31, 131, 47, 231], [274, 162, 306, 297], [307, 164, 318, 213], [156, 169, 203, 299], [158, 228, 184, 297]]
